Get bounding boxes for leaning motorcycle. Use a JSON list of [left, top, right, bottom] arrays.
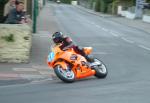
[[47, 43, 108, 83]]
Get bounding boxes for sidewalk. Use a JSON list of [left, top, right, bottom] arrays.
[[0, 3, 58, 86], [75, 5, 150, 34], [37, 3, 60, 33]]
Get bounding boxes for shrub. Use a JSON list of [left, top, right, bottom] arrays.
[[95, 0, 101, 12], [94, 0, 113, 13], [100, 0, 107, 13], [60, 0, 72, 4], [1, 34, 15, 42], [144, 9, 150, 16], [88, 0, 94, 9]]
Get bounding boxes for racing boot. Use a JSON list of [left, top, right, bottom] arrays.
[[84, 55, 94, 63]]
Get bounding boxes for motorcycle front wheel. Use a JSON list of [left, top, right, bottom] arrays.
[[93, 58, 108, 78], [54, 65, 75, 83]]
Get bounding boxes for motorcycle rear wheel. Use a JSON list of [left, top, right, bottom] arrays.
[[54, 65, 75, 83]]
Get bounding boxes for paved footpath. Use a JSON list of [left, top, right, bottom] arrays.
[[0, 65, 55, 86], [0, 3, 59, 86]]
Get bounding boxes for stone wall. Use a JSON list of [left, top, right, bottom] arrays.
[[0, 24, 32, 63]]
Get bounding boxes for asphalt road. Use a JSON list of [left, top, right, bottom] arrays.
[[0, 3, 150, 103]]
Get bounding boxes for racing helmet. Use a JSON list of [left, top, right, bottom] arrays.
[[52, 32, 64, 44]]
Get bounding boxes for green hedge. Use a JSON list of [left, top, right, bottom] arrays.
[[0, 0, 7, 4], [0, 0, 8, 17], [109, 0, 136, 14], [88, 0, 94, 9], [144, 9, 150, 16], [94, 0, 113, 13], [100, 0, 107, 13], [60, 0, 72, 4], [147, 0, 150, 3], [85, 0, 137, 14], [95, 0, 101, 12]]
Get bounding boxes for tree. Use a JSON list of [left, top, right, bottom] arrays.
[[94, 0, 112, 13], [0, 0, 8, 17], [60, 0, 72, 4], [95, 0, 101, 12], [147, 0, 150, 3]]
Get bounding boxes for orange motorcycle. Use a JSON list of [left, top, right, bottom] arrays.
[[47, 44, 107, 83]]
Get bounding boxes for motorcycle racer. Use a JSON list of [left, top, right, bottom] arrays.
[[52, 32, 93, 63]]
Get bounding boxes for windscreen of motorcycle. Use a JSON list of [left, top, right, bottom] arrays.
[[48, 52, 55, 62]]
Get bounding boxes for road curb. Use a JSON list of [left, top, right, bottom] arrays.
[[0, 66, 56, 86], [74, 5, 113, 18], [0, 74, 56, 86]]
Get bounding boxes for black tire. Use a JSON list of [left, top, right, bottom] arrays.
[[93, 59, 108, 78], [54, 65, 75, 83]]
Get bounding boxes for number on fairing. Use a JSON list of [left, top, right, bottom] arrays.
[[48, 52, 55, 62]]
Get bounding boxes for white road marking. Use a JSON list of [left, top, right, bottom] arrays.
[[109, 31, 119, 37], [19, 74, 46, 80], [121, 37, 134, 44], [13, 68, 37, 72], [90, 22, 95, 25], [110, 30, 120, 34], [30, 78, 53, 84], [95, 25, 101, 28], [138, 45, 150, 51], [102, 28, 109, 32], [39, 71, 52, 75], [92, 43, 119, 46], [93, 52, 109, 55], [33, 35, 49, 38], [0, 73, 19, 78], [37, 31, 50, 34], [32, 65, 50, 70]]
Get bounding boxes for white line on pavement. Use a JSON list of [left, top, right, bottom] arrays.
[[33, 35, 49, 38], [110, 30, 120, 34], [95, 25, 101, 28], [39, 71, 52, 75], [138, 45, 150, 51], [90, 22, 95, 25], [93, 52, 109, 55], [32, 65, 50, 70], [19, 74, 46, 79], [36, 31, 50, 34], [102, 28, 109, 32], [92, 43, 119, 46], [121, 37, 134, 44], [30, 78, 53, 84], [109, 31, 119, 37], [13, 68, 37, 72], [0, 73, 19, 78]]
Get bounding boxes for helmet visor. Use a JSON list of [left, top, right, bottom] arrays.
[[53, 37, 61, 43]]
